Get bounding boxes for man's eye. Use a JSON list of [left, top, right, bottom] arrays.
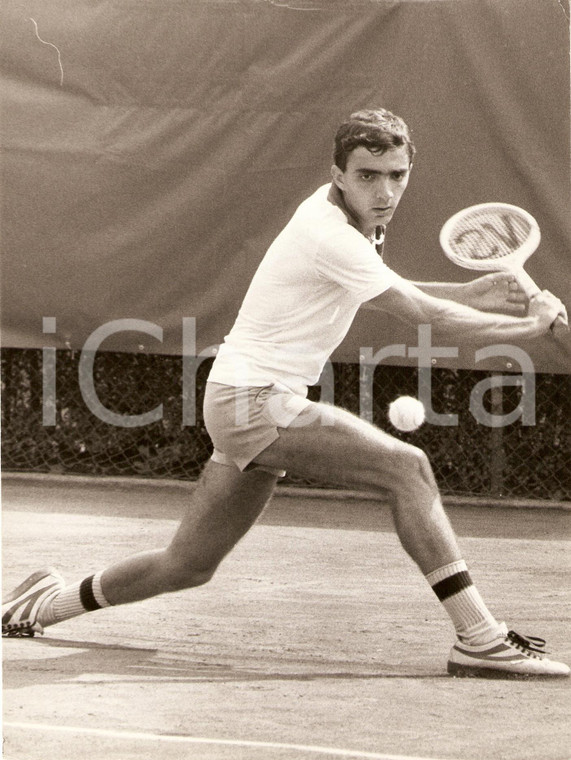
[[360, 174, 374, 181], [392, 172, 406, 181]]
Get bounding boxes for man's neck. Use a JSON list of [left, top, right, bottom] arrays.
[[327, 183, 385, 252], [327, 183, 362, 232]]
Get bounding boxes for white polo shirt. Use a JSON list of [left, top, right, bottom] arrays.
[[208, 183, 401, 396]]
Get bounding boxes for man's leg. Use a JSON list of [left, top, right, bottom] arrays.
[[253, 402, 569, 677], [2, 461, 277, 635], [255, 403, 461, 574], [101, 461, 278, 604]]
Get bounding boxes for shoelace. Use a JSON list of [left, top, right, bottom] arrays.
[[507, 630, 547, 654]]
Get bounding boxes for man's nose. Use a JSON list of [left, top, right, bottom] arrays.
[[375, 178, 393, 201]]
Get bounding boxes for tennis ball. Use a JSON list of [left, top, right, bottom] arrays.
[[388, 395, 426, 432]]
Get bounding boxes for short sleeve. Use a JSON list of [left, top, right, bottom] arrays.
[[315, 225, 400, 302]]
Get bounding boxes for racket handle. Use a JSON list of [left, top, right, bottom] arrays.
[[513, 268, 540, 297], [514, 269, 570, 336]]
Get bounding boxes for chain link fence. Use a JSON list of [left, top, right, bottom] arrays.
[[2, 348, 570, 502]]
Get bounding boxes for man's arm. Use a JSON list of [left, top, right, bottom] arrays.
[[413, 273, 527, 314], [366, 277, 565, 342]]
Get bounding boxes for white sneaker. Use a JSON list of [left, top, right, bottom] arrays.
[[2, 568, 65, 637], [448, 623, 570, 678]]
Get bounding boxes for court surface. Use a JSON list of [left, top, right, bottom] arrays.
[[2, 475, 570, 760]]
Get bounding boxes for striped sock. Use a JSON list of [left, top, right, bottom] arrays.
[[426, 560, 500, 644], [39, 571, 112, 627]]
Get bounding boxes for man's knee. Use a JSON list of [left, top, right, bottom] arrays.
[[161, 551, 220, 592], [383, 442, 437, 495]]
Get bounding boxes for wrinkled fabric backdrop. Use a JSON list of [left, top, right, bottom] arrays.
[[1, 0, 570, 372]]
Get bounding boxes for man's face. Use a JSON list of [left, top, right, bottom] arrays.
[[331, 145, 412, 237]]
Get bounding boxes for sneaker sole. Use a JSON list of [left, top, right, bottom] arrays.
[[447, 661, 569, 679]]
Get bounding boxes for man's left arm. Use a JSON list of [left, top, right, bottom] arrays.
[[413, 272, 527, 314]]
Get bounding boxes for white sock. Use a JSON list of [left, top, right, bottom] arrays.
[[426, 560, 501, 644], [39, 571, 112, 627]]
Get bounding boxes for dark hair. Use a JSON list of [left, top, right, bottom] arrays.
[[333, 108, 416, 170]]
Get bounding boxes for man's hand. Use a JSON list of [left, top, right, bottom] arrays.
[[462, 273, 527, 314], [528, 290, 569, 333]]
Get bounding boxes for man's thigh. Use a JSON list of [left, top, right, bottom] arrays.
[[253, 402, 420, 492], [169, 460, 279, 563]]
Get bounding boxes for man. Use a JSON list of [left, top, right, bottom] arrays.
[[3, 108, 569, 678]]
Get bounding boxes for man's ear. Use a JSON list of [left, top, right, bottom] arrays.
[[330, 164, 345, 190]]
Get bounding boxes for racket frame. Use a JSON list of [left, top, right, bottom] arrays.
[[439, 202, 568, 334], [439, 202, 541, 296]]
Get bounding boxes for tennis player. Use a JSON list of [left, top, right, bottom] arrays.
[[4, 108, 569, 678]]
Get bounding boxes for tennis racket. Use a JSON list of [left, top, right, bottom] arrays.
[[439, 202, 568, 335]]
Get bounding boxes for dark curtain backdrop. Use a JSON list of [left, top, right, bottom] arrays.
[[1, 0, 570, 372]]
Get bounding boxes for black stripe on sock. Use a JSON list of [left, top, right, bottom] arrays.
[[431, 570, 472, 601], [79, 575, 102, 611]]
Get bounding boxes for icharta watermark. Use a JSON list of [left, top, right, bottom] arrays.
[[41, 317, 536, 429]]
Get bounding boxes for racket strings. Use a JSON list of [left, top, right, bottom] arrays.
[[445, 208, 532, 262]]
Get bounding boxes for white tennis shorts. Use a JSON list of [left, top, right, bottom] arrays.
[[203, 382, 314, 476]]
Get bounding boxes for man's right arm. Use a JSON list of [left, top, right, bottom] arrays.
[[365, 277, 565, 343]]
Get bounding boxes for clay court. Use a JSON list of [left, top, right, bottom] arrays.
[[3, 475, 570, 760]]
